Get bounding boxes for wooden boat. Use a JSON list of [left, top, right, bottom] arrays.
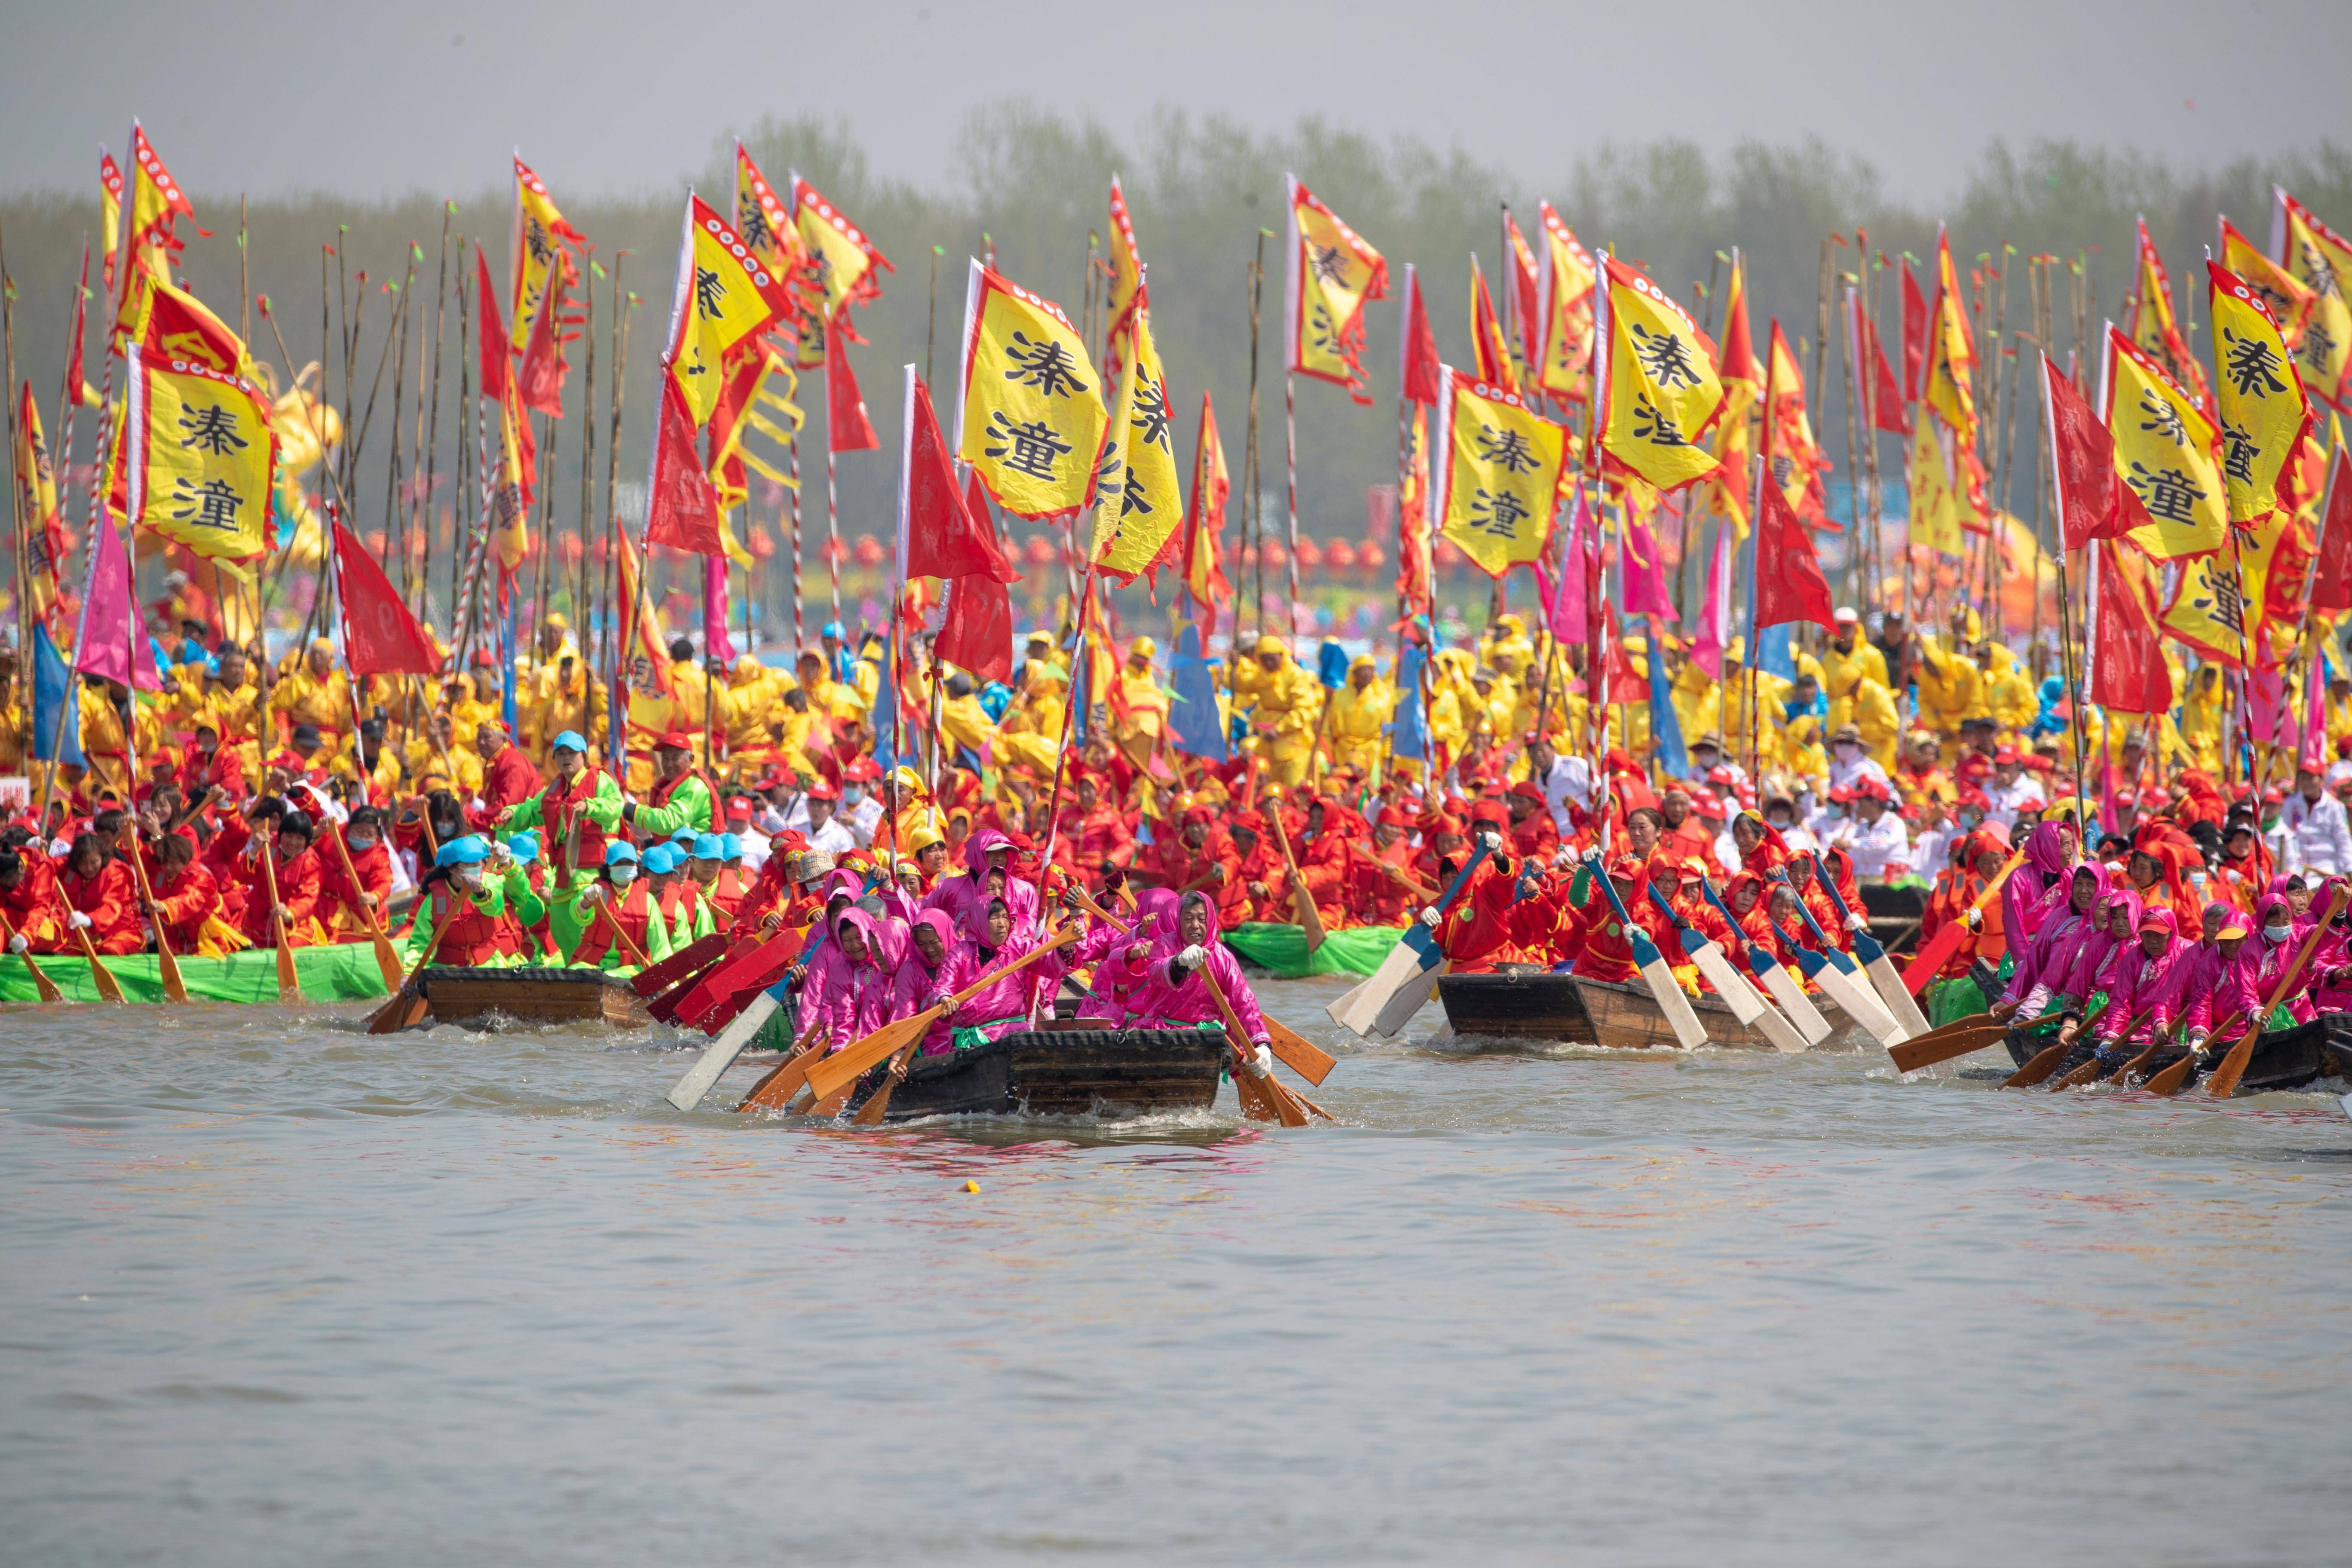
[[842, 1027, 1228, 1121], [412, 965, 653, 1029], [2003, 1014, 2352, 1096], [1436, 967, 1873, 1050]]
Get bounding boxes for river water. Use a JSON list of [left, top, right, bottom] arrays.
[[5, 977, 2349, 1566]]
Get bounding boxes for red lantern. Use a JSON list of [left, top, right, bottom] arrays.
[[1324, 537, 1357, 571], [561, 534, 585, 566], [1024, 534, 1059, 566], [853, 534, 885, 567], [1260, 538, 1288, 570], [1357, 538, 1386, 573], [1433, 537, 1462, 572], [748, 527, 775, 561], [822, 536, 848, 565], [1293, 536, 1325, 572]]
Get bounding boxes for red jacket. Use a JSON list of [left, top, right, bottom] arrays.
[[316, 830, 393, 938], [476, 745, 545, 825], [233, 842, 323, 946], [2, 851, 67, 950], [59, 860, 143, 956], [148, 860, 226, 953], [570, 879, 656, 968]]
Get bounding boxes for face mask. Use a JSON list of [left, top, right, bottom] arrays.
[[1824, 805, 1846, 821], [843, 786, 864, 805], [1834, 744, 1859, 760], [2264, 924, 2292, 943], [348, 834, 378, 855], [1959, 810, 1983, 829], [610, 865, 637, 886]]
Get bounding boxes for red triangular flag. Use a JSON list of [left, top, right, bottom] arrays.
[[1601, 605, 1645, 702], [2310, 444, 2352, 614], [935, 571, 1012, 684], [2090, 537, 2173, 714], [2043, 353, 2125, 551], [334, 521, 443, 675], [514, 261, 565, 417], [826, 325, 878, 454], [1899, 261, 1927, 404], [1400, 263, 1442, 407], [474, 244, 509, 404], [1753, 474, 1837, 634], [901, 371, 1019, 584], [1863, 312, 1906, 435], [644, 379, 727, 556]]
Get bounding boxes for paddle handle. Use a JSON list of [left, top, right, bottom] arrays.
[[118, 826, 188, 1003], [0, 911, 66, 1004], [944, 922, 1081, 1010], [328, 826, 390, 942], [2209, 884, 2348, 1097]]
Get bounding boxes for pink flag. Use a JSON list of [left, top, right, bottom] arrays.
[[704, 556, 738, 668], [1693, 518, 1732, 679], [1621, 499, 1675, 621], [1550, 488, 1590, 644], [2303, 648, 2329, 773], [74, 520, 161, 691]]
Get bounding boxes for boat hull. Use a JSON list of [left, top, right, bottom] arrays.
[[414, 965, 653, 1029], [1436, 968, 1869, 1050], [848, 1027, 1228, 1121], [2003, 1013, 2352, 1095]]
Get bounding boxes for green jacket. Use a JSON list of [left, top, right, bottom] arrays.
[[630, 773, 714, 839], [405, 878, 504, 964]]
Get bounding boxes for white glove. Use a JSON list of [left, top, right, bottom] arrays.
[[1177, 943, 1208, 971], [1420, 907, 1442, 928], [1845, 912, 1868, 934], [579, 883, 606, 905], [68, 911, 92, 931], [1478, 830, 1502, 851], [1551, 851, 1574, 871], [7, 934, 25, 954], [1249, 1043, 1275, 1078]]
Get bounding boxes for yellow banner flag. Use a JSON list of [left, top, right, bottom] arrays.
[[1090, 304, 1183, 582], [2160, 547, 2255, 670], [2222, 218, 2314, 348], [2130, 216, 2210, 406], [1908, 409, 1966, 555], [511, 155, 578, 337], [490, 377, 533, 575], [790, 171, 891, 322], [112, 123, 193, 337], [1284, 175, 1388, 397], [2101, 327, 2227, 559], [1105, 177, 1146, 373], [1920, 229, 1977, 447], [123, 345, 278, 560], [1432, 367, 1568, 577], [663, 196, 793, 428], [955, 260, 1110, 520], [2276, 191, 2352, 413], [732, 141, 803, 285], [14, 382, 65, 623], [1595, 257, 1724, 493], [1534, 203, 1596, 405], [2208, 258, 2314, 526]]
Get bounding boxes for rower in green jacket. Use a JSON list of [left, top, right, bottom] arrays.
[[501, 729, 624, 955], [622, 729, 713, 841]]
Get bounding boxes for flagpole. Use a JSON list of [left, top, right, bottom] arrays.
[[1244, 231, 1267, 648], [1284, 368, 1300, 658], [600, 254, 630, 765], [2, 213, 23, 686], [2039, 353, 2092, 829], [418, 204, 453, 627]]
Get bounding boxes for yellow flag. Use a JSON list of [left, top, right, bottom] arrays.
[[2208, 259, 2314, 526], [1907, 410, 1966, 555], [511, 155, 577, 337], [790, 171, 891, 322], [2276, 192, 2352, 413], [2130, 216, 2210, 405], [1432, 367, 1568, 577], [1595, 257, 1724, 493], [1920, 229, 1977, 447], [955, 260, 1110, 520], [1090, 304, 1183, 581], [1105, 177, 1146, 372], [2222, 218, 2315, 353], [663, 196, 793, 428], [490, 378, 533, 574], [732, 141, 802, 284], [2159, 547, 2255, 670], [1284, 175, 1388, 396], [124, 345, 277, 560], [1534, 203, 1596, 405], [2101, 327, 2227, 559]]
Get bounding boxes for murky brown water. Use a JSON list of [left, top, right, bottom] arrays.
[[5, 978, 2349, 1565]]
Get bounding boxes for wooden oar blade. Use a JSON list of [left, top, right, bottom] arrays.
[[1635, 954, 1709, 1050], [1263, 1017, 1337, 1085], [2202, 1024, 2265, 1100], [370, 930, 403, 990], [1865, 953, 1932, 1037], [1886, 1022, 2009, 1074], [157, 946, 190, 1006], [1332, 927, 1438, 1035], [1752, 960, 1832, 1046], [803, 1010, 939, 1104], [2143, 1050, 2199, 1096], [667, 991, 782, 1111], [629, 931, 730, 997], [1686, 943, 1764, 1026], [2003, 1040, 2068, 1087], [1368, 956, 1448, 1038]]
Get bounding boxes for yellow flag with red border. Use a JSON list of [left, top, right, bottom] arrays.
[[1470, 257, 1519, 395], [955, 261, 1110, 520], [2160, 547, 2256, 670], [663, 196, 793, 428], [124, 343, 278, 561], [1180, 392, 1232, 622], [98, 150, 124, 297], [2220, 218, 2314, 348], [1433, 366, 1567, 577], [2276, 192, 2352, 413], [1105, 177, 1147, 374], [791, 170, 892, 323], [2208, 258, 2314, 527], [2130, 216, 2209, 406], [1920, 229, 1977, 447], [1089, 303, 1184, 581], [1284, 175, 1387, 399], [490, 375, 534, 574], [1534, 204, 1596, 405], [1908, 409, 1966, 555], [1595, 257, 1724, 493], [14, 382, 67, 622], [1767, 320, 1830, 522], [112, 123, 194, 338], [511, 155, 579, 338], [2102, 326, 2227, 559], [127, 271, 263, 383], [732, 143, 802, 288]]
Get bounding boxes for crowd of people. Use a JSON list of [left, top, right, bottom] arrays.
[[5, 585, 2352, 1066]]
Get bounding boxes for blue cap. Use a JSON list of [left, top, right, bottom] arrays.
[[506, 834, 539, 864], [436, 835, 487, 867], [692, 832, 726, 861], [602, 841, 640, 866], [551, 729, 588, 754], [821, 619, 846, 640], [641, 845, 678, 874], [671, 825, 697, 844], [720, 833, 742, 859]]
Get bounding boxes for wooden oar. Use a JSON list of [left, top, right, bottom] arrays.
[[70, 923, 129, 1005], [2120, 1012, 2235, 1089], [117, 828, 188, 1005], [1589, 859, 1706, 1050], [260, 839, 303, 1005], [328, 824, 403, 990], [2050, 1008, 2155, 1090], [2142, 1012, 2245, 1097], [800, 925, 1083, 1106], [735, 1018, 827, 1114], [1886, 1020, 2009, 1074], [1648, 885, 1806, 1054], [1328, 842, 1492, 1037], [2001, 998, 2109, 1087], [1345, 839, 1438, 901], [1070, 884, 1338, 1084], [629, 929, 729, 997], [1200, 967, 1314, 1126], [0, 910, 67, 1004], [673, 877, 883, 1110], [1773, 872, 1905, 1044], [2204, 882, 2348, 1099], [1697, 878, 1832, 1046], [363, 902, 462, 1034], [1263, 803, 1327, 952], [1811, 854, 1932, 1036], [1899, 848, 2027, 995]]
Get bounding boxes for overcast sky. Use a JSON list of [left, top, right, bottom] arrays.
[[6, 0, 2345, 204]]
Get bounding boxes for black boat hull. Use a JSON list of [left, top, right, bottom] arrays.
[[851, 1027, 1229, 1120], [2004, 1012, 2352, 1095]]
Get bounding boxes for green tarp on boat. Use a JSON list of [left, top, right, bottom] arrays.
[[0, 941, 392, 1005], [1222, 922, 1403, 979]]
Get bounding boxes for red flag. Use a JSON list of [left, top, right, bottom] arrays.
[[1862, 310, 1905, 435], [61, 240, 89, 418], [474, 244, 510, 404], [1601, 604, 1645, 702], [1470, 259, 1517, 393], [1899, 261, 1927, 404], [1399, 263, 1441, 407], [2311, 443, 2352, 614], [513, 254, 566, 417], [825, 325, 878, 453], [2043, 352, 2125, 549], [2090, 537, 2172, 714], [900, 370, 1017, 583], [1753, 475, 1836, 633], [334, 521, 442, 674], [643, 379, 727, 556], [935, 570, 1012, 684]]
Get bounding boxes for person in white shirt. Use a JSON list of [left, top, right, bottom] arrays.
[[1907, 794, 1956, 887], [1826, 724, 1891, 794], [801, 779, 858, 857], [2278, 767, 2352, 877], [1828, 779, 1910, 879], [1984, 748, 2046, 832], [1525, 736, 1592, 838]]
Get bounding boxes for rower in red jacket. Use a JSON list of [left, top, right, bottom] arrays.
[[315, 807, 395, 941], [57, 831, 144, 956]]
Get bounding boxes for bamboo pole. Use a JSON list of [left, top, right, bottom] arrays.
[[417, 204, 453, 626]]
